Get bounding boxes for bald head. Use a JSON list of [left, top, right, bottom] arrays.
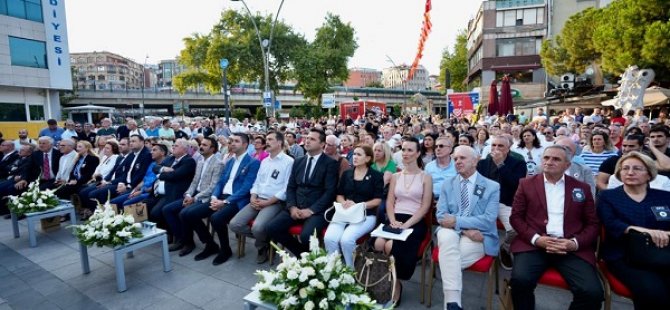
[[452, 145, 479, 177], [554, 136, 576, 157]]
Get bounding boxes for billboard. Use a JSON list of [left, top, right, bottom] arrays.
[[447, 92, 479, 118]]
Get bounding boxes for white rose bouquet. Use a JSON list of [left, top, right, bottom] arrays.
[[71, 201, 143, 247], [252, 234, 389, 310], [8, 180, 60, 215]]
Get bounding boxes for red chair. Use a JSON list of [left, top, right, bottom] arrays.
[[598, 261, 632, 310], [424, 246, 498, 309], [538, 267, 570, 289], [417, 209, 435, 304]]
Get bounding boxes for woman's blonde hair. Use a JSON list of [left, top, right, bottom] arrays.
[[614, 151, 657, 182], [76, 140, 97, 158], [373, 141, 392, 168]]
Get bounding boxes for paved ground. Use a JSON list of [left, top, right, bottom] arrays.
[[0, 217, 633, 310]]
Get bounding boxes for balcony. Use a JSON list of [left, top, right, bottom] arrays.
[[495, 0, 544, 9]]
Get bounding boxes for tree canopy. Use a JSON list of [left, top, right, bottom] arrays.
[[174, 10, 357, 101], [439, 29, 468, 92], [541, 0, 670, 82]]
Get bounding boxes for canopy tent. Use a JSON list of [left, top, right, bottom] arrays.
[[62, 104, 114, 124], [601, 86, 670, 108]]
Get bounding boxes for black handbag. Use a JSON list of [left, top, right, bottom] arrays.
[[625, 230, 670, 269]]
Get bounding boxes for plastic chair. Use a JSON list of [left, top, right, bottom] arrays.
[[424, 245, 498, 309]]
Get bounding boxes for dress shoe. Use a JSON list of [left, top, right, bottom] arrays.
[[212, 247, 233, 266], [256, 248, 269, 264], [169, 241, 184, 252], [3, 214, 11, 220], [446, 302, 463, 310], [194, 243, 219, 261], [179, 244, 195, 257]]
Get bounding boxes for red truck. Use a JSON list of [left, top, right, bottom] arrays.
[[339, 100, 387, 121]]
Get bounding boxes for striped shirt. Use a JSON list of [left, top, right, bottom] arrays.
[[579, 151, 617, 176]]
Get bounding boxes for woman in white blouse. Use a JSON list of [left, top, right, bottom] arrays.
[[512, 128, 545, 176], [91, 140, 119, 182]]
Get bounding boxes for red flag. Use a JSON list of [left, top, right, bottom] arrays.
[[425, 0, 432, 12]]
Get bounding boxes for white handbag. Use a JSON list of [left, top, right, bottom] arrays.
[[325, 202, 366, 224]]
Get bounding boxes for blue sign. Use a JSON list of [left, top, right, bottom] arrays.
[[274, 100, 281, 110], [219, 58, 229, 69]]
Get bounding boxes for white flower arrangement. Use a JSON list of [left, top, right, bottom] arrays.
[[8, 180, 60, 215], [252, 234, 389, 310], [71, 201, 143, 247]]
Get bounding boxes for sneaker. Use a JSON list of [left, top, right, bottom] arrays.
[[499, 247, 514, 271], [194, 243, 219, 261]]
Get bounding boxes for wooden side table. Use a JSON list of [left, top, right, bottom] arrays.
[[11, 201, 77, 247], [79, 228, 172, 292]]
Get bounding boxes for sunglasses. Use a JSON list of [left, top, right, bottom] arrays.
[[436, 144, 451, 148]]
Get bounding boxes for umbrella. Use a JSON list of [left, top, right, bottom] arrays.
[[488, 79, 499, 116], [499, 75, 514, 116]]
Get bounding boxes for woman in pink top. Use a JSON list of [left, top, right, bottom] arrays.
[[252, 135, 269, 161], [373, 137, 433, 306]]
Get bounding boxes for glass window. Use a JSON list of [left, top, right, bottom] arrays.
[[25, 0, 42, 22], [537, 8, 544, 24], [7, 0, 26, 19], [497, 39, 515, 57], [29, 105, 44, 121], [524, 9, 537, 25], [8, 36, 47, 69], [503, 10, 516, 27], [0, 103, 27, 122], [0, 1, 7, 15]]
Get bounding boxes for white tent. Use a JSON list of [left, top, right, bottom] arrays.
[[62, 104, 114, 124]]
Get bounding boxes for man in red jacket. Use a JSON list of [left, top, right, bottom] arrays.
[[510, 145, 602, 310]]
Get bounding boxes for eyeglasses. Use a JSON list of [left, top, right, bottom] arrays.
[[436, 144, 451, 149], [621, 166, 647, 173]]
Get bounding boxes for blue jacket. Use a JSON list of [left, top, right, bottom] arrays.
[[211, 154, 260, 210], [435, 173, 501, 256]]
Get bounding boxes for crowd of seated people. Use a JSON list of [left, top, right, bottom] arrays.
[[1, 107, 669, 309]]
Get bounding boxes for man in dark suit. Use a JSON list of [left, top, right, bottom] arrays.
[[148, 139, 196, 234], [266, 128, 339, 256], [510, 145, 602, 310], [0, 140, 19, 180], [477, 135, 526, 269], [22, 136, 62, 191], [0, 143, 34, 217], [88, 135, 151, 207], [180, 133, 260, 265]]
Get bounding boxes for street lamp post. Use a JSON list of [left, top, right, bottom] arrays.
[[141, 55, 148, 118], [385, 55, 407, 111], [232, 0, 286, 123], [220, 59, 231, 126]]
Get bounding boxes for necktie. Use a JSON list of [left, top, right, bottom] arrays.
[[42, 153, 51, 180], [303, 156, 313, 183], [460, 179, 470, 216]]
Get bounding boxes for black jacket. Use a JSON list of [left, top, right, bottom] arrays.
[[69, 155, 100, 186], [476, 154, 527, 206], [27, 149, 62, 182], [153, 155, 197, 201], [0, 151, 20, 179], [286, 153, 339, 215]]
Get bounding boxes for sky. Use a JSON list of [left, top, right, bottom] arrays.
[[65, 0, 483, 75]]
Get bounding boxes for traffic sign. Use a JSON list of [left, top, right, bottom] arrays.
[[219, 58, 229, 69], [322, 93, 336, 108], [263, 91, 272, 107], [274, 100, 281, 110]]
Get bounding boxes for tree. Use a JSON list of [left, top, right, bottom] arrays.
[[294, 13, 358, 102], [542, 0, 670, 82], [439, 29, 468, 92], [541, 8, 602, 77], [254, 107, 266, 122], [365, 81, 384, 88], [174, 10, 307, 94]]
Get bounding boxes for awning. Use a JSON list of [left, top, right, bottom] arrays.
[[62, 104, 115, 112]]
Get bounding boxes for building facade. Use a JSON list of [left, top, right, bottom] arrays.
[[0, 0, 72, 122], [466, 0, 548, 103], [157, 59, 184, 88], [70, 51, 145, 91], [344, 67, 381, 88], [382, 65, 429, 92]]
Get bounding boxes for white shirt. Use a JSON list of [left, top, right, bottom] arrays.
[[61, 129, 77, 141], [126, 150, 141, 184], [95, 154, 118, 179], [250, 152, 294, 200], [303, 153, 322, 181], [56, 151, 77, 181], [2, 150, 16, 162], [129, 128, 147, 139], [544, 175, 566, 238], [222, 153, 247, 196], [458, 172, 479, 212]]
